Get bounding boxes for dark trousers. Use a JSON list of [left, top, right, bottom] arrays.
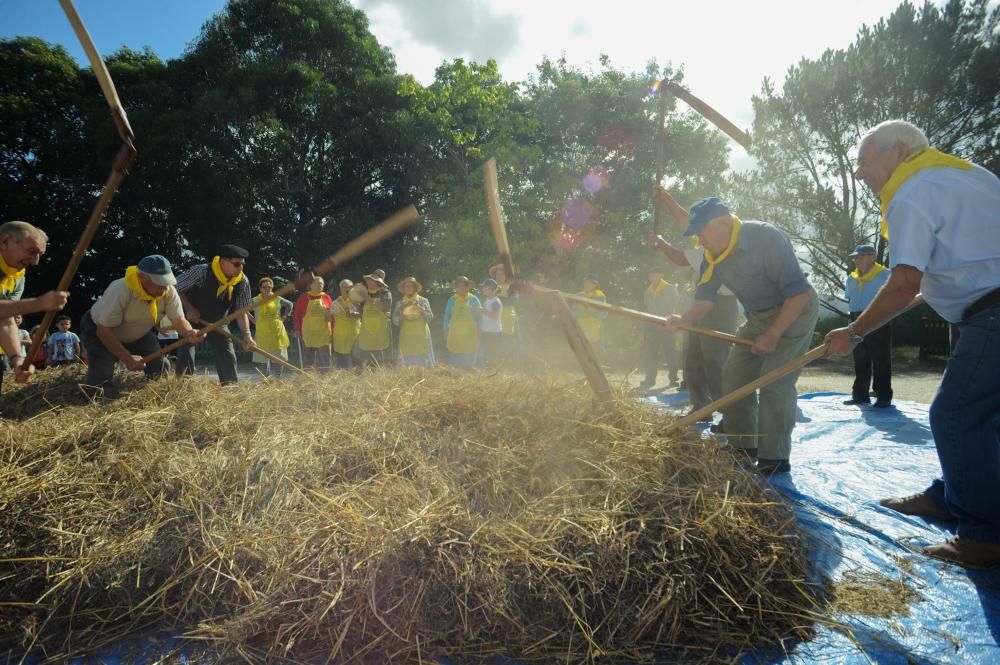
[[643, 325, 677, 385], [80, 311, 168, 395], [849, 312, 893, 403], [174, 323, 238, 385], [685, 294, 739, 410], [303, 345, 331, 371], [334, 351, 354, 369]]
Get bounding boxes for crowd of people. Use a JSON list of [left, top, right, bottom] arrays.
[[1, 120, 997, 568]]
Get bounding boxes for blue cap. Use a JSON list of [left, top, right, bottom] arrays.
[[684, 196, 731, 236], [848, 244, 877, 258], [137, 255, 177, 286]]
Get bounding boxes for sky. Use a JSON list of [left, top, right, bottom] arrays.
[[2, 0, 929, 168]]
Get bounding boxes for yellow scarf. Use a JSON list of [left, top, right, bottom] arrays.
[[124, 265, 161, 323], [454, 291, 471, 303], [307, 291, 325, 298], [211, 256, 243, 300], [698, 215, 743, 286], [850, 263, 887, 290], [648, 279, 669, 296], [0, 250, 25, 296], [879, 147, 972, 240], [583, 289, 604, 299]]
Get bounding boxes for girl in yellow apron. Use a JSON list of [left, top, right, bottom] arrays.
[[358, 270, 392, 366], [444, 276, 481, 368], [573, 275, 608, 350], [252, 277, 293, 376], [332, 278, 362, 369], [392, 276, 435, 367], [293, 276, 333, 370]]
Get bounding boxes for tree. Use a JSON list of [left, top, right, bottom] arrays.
[[730, 0, 1000, 310]]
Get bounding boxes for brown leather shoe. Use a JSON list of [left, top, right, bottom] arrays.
[[924, 537, 1000, 569], [880, 492, 956, 521]]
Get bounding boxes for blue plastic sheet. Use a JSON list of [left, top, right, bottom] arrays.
[[14, 393, 1000, 664], [647, 391, 1000, 664]]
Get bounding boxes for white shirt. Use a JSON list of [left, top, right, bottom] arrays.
[[91, 278, 184, 342], [887, 164, 1000, 322], [683, 247, 734, 297], [479, 295, 503, 333]]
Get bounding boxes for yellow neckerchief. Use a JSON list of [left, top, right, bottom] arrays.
[[583, 288, 605, 299], [454, 291, 471, 304], [0, 250, 25, 296], [211, 256, 242, 300], [368, 286, 384, 296], [307, 291, 325, 298], [850, 263, 887, 290], [698, 215, 743, 286], [124, 265, 162, 323], [402, 293, 419, 304], [648, 279, 669, 296], [879, 147, 972, 240]]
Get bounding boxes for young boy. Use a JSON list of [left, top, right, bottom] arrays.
[[46, 315, 81, 367], [475, 278, 503, 368]]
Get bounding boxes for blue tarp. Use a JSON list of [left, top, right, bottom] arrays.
[[647, 390, 1000, 664], [15, 393, 1000, 664]]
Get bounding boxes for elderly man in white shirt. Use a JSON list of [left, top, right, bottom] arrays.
[[826, 119, 1000, 568]]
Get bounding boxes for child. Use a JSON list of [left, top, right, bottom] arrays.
[[46, 315, 81, 367], [443, 276, 481, 368], [475, 278, 503, 368], [392, 276, 434, 367], [293, 276, 333, 371]]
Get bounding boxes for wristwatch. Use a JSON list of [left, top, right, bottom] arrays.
[[846, 321, 864, 345]]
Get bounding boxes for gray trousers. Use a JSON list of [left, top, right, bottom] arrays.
[[174, 323, 238, 385], [686, 294, 739, 411], [721, 291, 818, 461], [80, 311, 168, 395]]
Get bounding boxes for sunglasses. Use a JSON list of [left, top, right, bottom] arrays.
[[226, 259, 245, 267]]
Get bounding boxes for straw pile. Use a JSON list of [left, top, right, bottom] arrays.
[[1, 367, 820, 663]]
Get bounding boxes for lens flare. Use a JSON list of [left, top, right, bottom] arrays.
[[582, 167, 609, 194], [562, 197, 592, 229]]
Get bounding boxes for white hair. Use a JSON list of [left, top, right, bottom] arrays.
[[861, 120, 929, 154], [0, 220, 48, 243]]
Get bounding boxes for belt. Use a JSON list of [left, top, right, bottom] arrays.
[[963, 286, 1000, 322]]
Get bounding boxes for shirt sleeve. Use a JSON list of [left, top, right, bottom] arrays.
[[162, 286, 184, 321], [762, 226, 810, 299], [173, 264, 207, 294], [231, 276, 253, 313], [886, 199, 938, 272], [421, 296, 434, 322]]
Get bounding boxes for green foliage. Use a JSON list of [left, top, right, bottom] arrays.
[[730, 0, 1000, 309]]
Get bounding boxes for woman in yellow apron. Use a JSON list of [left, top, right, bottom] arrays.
[[444, 276, 481, 368], [392, 276, 435, 367], [331, 278, 362, 369], [573, 275, 608, 351], [358, 270, 392, 366], [252, 277, 293, 376], [293, 276, 333, 370]]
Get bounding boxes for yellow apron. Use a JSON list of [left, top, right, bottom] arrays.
[[446, 294, 478, 354], [254, 296, 290, 353], [332, 297, 361, 354], [302, 296, 332, 348], [498, 283, 517, 336], [576, 289, 604, 344], [398, 297, 431, 357], [359, 294, 391, 351]]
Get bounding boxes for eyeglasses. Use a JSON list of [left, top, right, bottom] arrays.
[[227, 259, 245, 267]]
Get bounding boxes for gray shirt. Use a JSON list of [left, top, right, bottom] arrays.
[[91, 278, 184, 343], [694, 221, 810, 312], [643, 280, 678, 317]]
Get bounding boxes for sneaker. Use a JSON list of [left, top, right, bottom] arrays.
[[923, 537, 1000, 569], [842, 398, 871, 405], [757, 458, 791, 475], [880, 492, 955, 521]]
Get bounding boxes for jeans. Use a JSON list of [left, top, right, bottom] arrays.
[[924, 304, 1000, 544]]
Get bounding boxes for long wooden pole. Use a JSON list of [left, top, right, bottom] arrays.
[[559, 291, 752, 347], [22, 0, 137, 368], [483, 158, 515, 281], [662, 80, 751, 150], [215, 326, 305, 376], [668, 294, 927, 431], [143, 205, 419, 363]]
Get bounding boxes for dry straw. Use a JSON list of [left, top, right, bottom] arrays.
[[2, 365, 823, 663]]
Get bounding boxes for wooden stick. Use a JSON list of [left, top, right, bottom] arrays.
[[216, 326, 305, 376], [668, 294, 927, 431], [560, 291, 753, 347], [548, 292, 618, 412], [143, 205, 419, 363], [662, 80, 751, 150], [483, 158, 515, 280]]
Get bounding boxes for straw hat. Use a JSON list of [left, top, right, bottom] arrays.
[[453, 275, 472, 287], [363, 271, 388, 290], [397, 276, 422, 293]]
